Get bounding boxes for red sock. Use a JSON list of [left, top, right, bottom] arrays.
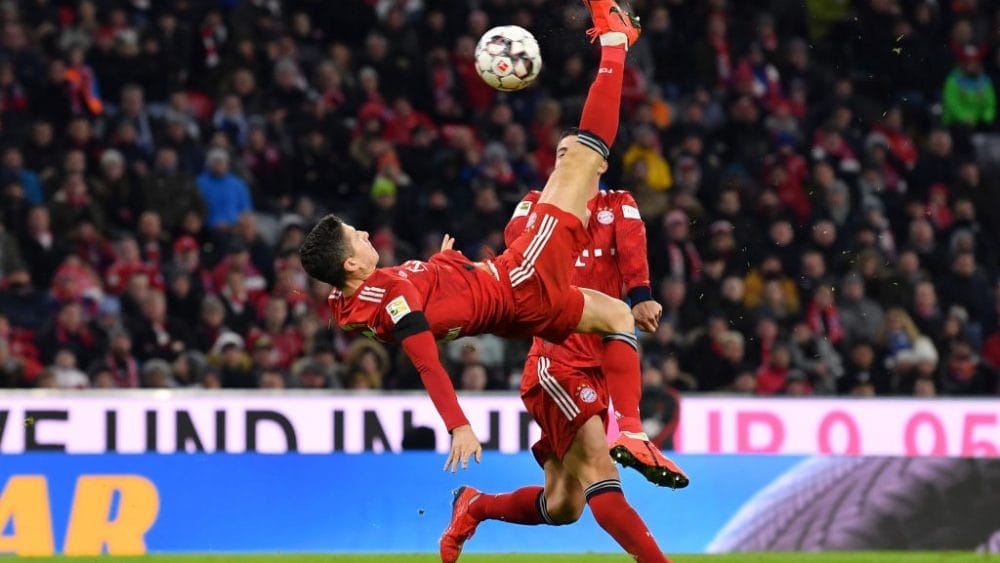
[[586, 480, 669, 563], [602, 336, 643, 434], [468, 486, 546, 525], [579, 44, 626, 148]]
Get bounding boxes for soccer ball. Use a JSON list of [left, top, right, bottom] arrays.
[[475, 25, 542, 92]]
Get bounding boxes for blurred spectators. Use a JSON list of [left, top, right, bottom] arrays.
[[0, 0, 996, 399]]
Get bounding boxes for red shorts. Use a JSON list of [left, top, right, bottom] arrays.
[[520, 354, 608, 467], [494, 203, 589, 343]]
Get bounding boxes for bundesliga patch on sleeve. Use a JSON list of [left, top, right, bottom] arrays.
[[385, 296, 412, 323], [621, 205, 642, 220], [512, 200, 532, 218]]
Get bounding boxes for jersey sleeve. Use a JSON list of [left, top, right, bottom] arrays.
[[376, 277, 470, 432], [503, 190, 542, 247], [613, 192, 653, 303]]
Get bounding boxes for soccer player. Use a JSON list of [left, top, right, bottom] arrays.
[[436, 140, 677, 562], [300, 2, 680, 560]]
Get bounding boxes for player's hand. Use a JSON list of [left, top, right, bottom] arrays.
[[632, 300, 663, 333], [440, 234, 455, 252], [444, 424, 482, 473]]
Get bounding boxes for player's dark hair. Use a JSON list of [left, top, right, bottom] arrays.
[[299, 214, 351, 288], [559, 126, 581, 140]]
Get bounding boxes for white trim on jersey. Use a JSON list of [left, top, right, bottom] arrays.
[[358, 286, 386, 303], [537, 356, 579, 420], [509, 214, 557, 287]]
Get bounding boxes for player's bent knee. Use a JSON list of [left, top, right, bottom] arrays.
[[607, 299, 634, 334], [543, 493, 585, 525]]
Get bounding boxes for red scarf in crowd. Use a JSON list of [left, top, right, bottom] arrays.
[[806, 301, 844, 344]]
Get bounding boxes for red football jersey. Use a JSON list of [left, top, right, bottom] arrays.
[[328, 250, 511, 343], [504, 190, 651, 367]]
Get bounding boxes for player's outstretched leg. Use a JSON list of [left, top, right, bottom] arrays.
[[536, 0, 640, 224], [576, 288, 689, 489], [440, 461, 584, 562], [564, 416, 672, 563]]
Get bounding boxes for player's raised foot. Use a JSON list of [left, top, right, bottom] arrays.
[[439, 486, 482, 563], [610, 432, 689, 489], [582, 0, 641, 47]]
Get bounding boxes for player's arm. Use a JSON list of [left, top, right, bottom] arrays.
[[394, 316, 482, 472], [381, 285, 482, 472], [614, 192, 661, 332], [503, 190, 542, 246]]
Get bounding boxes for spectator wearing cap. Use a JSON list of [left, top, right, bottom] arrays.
[[941, 339, 998, 395], [140, 147, 205, 233], [209, 331, 254, 388], [196, 148, 253, 232], [142, 359, 175, 388], [170, 235, 211, 292], [942, 45, 996, 133]]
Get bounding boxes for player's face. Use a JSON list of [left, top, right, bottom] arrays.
[[556, 135, 608, 175], [342, 223, 379, 272]]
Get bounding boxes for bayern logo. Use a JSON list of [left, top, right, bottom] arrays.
[[597, 209, 614, 224], [578, 386, 598, 404]]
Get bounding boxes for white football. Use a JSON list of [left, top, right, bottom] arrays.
[[474, 25, 542, 92]]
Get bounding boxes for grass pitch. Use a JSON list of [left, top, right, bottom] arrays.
[[18, 553, 993, 562]]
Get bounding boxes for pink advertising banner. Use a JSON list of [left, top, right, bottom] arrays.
[[0, 392, 997, 457]]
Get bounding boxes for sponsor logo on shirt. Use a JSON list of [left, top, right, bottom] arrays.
[[621, 205, 642, 220]]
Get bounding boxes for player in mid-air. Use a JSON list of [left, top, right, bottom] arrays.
[[435, 127, 672, 561], [299, 1, 680, 561]]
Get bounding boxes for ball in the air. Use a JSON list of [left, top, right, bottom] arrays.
[[474, 25, 542, 92]]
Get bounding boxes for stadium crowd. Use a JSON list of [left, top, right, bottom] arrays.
[[1, 1, 999, 415]]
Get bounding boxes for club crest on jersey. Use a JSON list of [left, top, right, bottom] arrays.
[[525, 211, 538, 231], [597, 209, 614, 224], [577, 385, 598, 404], [385, 296, 412, 323]]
